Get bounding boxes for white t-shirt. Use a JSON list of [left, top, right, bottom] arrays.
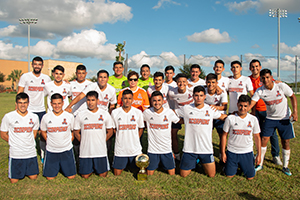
[[44, 81, 72, 113], [188, 78, 206, 87], [82, 83, 117, 111], [252, 82, 293, 120], [143, 107, 179, 154], [164, 81, 177, 88], [18, 72, 51, 112], [1, 111, 39, 158], [41, 111, 74, 153], [204, 88, 228, 114], [228, 76, 253, 113], [218, 76, 229, 92], [223, 113, 260, 154], [168, 87, 194, 109], [164, 82, 176, 109], [70, 79, 92, 116], [147, 84, 170, 109], [111, 107, 144, 157], [74, 108, 115, 158], [176, 103, 221, 154]]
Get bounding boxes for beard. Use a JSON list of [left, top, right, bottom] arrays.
[[33, 68, 41, 74]]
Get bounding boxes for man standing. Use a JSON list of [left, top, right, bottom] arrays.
[[213, 60, 229, 92], [74, 91, 114, 178], [18, 56, 51, 163], [41, 93, 76, 180], [143, 91, 179, 175], [249, 59, 281, 165], [1, 93, 39, 183], [187, 64, 206, 87], [228, 61, 253, 114], [221, 95, 261, 180], [164, 65, 177, 88], [249, 69, 298, 176], [108, 61, 127, 96], [176, 86, 227, 178], [111, 89, 144, 176]]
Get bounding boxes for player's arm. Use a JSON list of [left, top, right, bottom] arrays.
[[248, 100, 257, 112], [17, 86, 24, 94], [41, 130, 47, 141], [0, 131, 9, 142], [253, 133, 261, 165], [106, 128, 113, 141], [33, 130, 38, 139], [210, 103, 227, 112], [220, 131, 228, 163], [248, 90, 254, 97], [74, 130, 81, 142], [138, 128, 144, 138], [65, 92, 86, 113], [109, 104, 115, 114], [215, 85, 223, 95], [289, 94, 298, 121], [71, 131, 75, 141]]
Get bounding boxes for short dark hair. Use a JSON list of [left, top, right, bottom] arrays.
[[97, 70, 109, 78], [165, 65, 175, 73], [127, 71, 139, 79], [141, 64, 150, 71], [249, 59, 261, 67], [175, 73, 188, 82], [151, 91, 163, 99], [114, 61, 123, 67], [260, 68, 272, 77], [206, 73, 217, 81], [122, 89, 133, 96], [238, 94, 251, 104], [51, 93, 63, 101], [52, 65, 65, 73], [32, 56, 43, 64], [190, 64, 201, 71], [193, 85, 206, 95], [86, 91, 98, 99], [76, 65, 86, 71], [231, 60, 241, 67], [153, 72, 164, 79], [214, 59, 224, 67], [16, 92, 29, 103]]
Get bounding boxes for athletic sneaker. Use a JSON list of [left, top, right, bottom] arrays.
[[255, 165, 263, 172], [272, 156, 283, 166], [282, 167, 292, 176]]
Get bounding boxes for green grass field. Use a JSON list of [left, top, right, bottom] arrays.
[[0, 93, 299, 199]]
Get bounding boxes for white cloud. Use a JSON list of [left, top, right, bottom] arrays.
[[187, 28, 231, 44], [153, 0, 181, 10], [0, 0, 133, 39], [225, 0, 259, 13], [280, 42, 300, 55], [128, 51, 165, 69]]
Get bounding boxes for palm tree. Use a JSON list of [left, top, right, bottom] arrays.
[[7, 70, 23, 91], [179, 64, 206, 80], [115, 41, 126, 62]]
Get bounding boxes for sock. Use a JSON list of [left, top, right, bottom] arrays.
[[260, 147, 267, 166], [282, 149, 290, 168]]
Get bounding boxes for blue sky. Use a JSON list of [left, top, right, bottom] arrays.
[[0, 0, 299, 82]]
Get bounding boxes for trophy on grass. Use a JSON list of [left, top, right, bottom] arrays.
[[135, 154, 150, 181]]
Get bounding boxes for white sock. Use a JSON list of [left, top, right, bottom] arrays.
[[282, 149, 290, 168], [260, 147, 267, 166]]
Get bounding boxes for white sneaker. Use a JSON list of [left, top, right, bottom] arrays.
[[273, 156, 283, 166]]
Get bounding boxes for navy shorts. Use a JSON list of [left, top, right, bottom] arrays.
[[8, 157, 39, 179], [213, 119, 224, 135], [147, 152, 175, 171], [262, 119, 295, 140], [225, 150, 255, 178], [43, 149, 76, 177], [171, 122, 182, 129], [79, 157, 110, 175], [112, 156, 138, 170], [180, 153, 215, 170]]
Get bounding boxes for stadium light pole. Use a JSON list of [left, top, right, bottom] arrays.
[[269, 9, 287, 80], [19, 18, 38, 72]]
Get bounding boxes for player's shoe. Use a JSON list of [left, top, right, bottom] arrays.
[[174, 153, 181, 161], [255, 165, 263, 172], [282, 167, 292, 176], [272, 156, 283, 166]]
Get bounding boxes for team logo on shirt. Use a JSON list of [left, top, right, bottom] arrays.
[[41, 79, 45, 85], [205, 110, 210, 116], [238, 81, 243, 86], [104, 94, 108, 100], [118, 118, 122, 121], [222, 82, 225, 87], [276, 91, 281, 97], [234, 123, 238, 126], [163, 115, 168, 122], [62, 118, 67, 125], [188, 94, 192, 99], [247, 121, 252, 128], [14, 121, 19, 124], [63, 88, 67, 94], [138, 94, 142, 99], [214, 98, 218, 103], [29, 118, 34, 124], [73, 86, 76, 89], [30, 80, 34, 83], [189, 112, 193, 115], [130, 115, 135, 121], [150, 117, 154, 120], [84, 117, 88, 120], [99, 115, 103, 121], [48, 121, 52, 124]]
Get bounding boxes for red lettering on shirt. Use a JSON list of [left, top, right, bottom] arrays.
[[14, 127, 33, 133], [149, 123, 169, 129], [84, 123, 103, 130], [28, 86, 44, 91], [232, 129, 251, 135], [189, 118, 210, 125], [265, 98, 283, 106], [48, 126, 68, 132], [229, 88, 243, 93], [119, 124, 137, 130]]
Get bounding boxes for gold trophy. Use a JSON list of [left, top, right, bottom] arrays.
[[135, 154, 150, 181]]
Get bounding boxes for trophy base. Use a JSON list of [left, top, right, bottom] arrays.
[[137, 172, 147, 181]]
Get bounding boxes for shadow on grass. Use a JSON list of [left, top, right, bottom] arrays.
[[237, 192, 262, 200]]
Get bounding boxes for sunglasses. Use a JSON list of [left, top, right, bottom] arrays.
[[129, 78, 138, 82]]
